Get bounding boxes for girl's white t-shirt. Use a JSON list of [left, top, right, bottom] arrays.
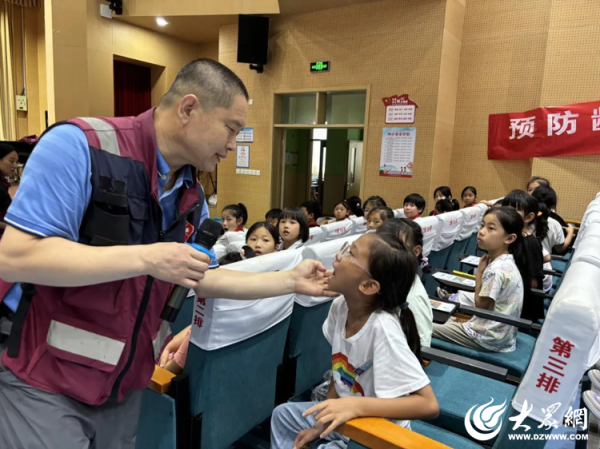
[[462, 254, 524, 352], [542, 217, 565, 254], [322, 296, 430, 430], [407, 276, 433, 347]]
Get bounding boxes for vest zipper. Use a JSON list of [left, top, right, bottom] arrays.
[[111, 275, 154, 399], [110, 200, 201, 398]]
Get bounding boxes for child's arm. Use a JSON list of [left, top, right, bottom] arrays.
[[555, 225, 574, 254], [474, 255, 495, 310], [303, 385, 439, 438]]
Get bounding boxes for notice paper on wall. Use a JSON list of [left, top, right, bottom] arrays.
[[236, 127, 254, 143], [236, 145, 250, 168], [379, 127, 416, 177]]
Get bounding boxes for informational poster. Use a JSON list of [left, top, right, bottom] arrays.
[[382, 94, 418, 124], [236, 145, 250, 168], [236, 127, 254, 143], [379, 127, 416, 177]]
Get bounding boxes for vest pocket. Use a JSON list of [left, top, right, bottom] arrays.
[[26, 316, 126, 405], [127, 196, 149, 244], [85, 187, 130, 246]]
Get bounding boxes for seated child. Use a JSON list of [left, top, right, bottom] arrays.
[[366, 206, 394, 231], [270, 233, 439, 448], [429, 187, 459, 215], [434, 199, 456, 215], [346, 196, 364, 218], [403, 193, 426, 220], [461, 186, 478, 208], [501, 190, 545, 322], [531, 186, 574, 254], [214, 203, 249, 259], [433, 207, 527, 353], [160, 221, 280, 373], [278, 207, 310, 250], [265, 208, 282, 228], [526, 176, 550, 195], [322, 200, 351, 225], [378, 218, 433, 347], [300, 200, 322, 227], [362, 196, 386, 216]]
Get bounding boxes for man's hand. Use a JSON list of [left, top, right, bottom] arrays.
[[292, 259, 336, 297], [303, 397, 362, 438], [142, 243, 210, 288]]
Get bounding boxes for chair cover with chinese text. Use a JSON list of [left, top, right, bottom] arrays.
[[305, 226, 324, 246], [321, 218, 355, 241], [190, 249, 302, 351]]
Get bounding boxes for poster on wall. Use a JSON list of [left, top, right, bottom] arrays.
[[236, 127, 254, 143], [236, 145, 250, 168], [382, 94, 418, 124], [379, 127, 416, 178], [489, 100, 600, 159]]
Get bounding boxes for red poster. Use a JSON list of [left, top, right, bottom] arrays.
[[488, 100, 600, 160], [382, 94, 418, 124]]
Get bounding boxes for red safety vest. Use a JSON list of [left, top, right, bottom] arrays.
[[2, 109, 204, 405]]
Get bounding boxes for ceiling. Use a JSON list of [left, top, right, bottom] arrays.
[[115, 0, 387, 44]]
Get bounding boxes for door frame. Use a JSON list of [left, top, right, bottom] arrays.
[[269, 86, 371, 209]]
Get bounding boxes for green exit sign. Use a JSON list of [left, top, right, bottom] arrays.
[[310, 61, 330, 73]]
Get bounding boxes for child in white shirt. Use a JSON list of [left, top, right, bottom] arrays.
[[270, 233, 439, 449]]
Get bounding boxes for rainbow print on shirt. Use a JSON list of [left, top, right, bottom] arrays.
[[332, 353, 372, 397]]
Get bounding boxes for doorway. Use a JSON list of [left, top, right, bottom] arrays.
[[113, 60, 152, 117], [271, 88, 370, 211], [279, 127, 364, 215]]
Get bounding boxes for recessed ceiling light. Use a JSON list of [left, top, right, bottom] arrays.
[[156, 17, 168, 27]]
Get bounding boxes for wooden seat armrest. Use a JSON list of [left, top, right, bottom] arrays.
[[565, 219, 581, 226], [339, 418, 450, 449], [148, 365, 176, 394]]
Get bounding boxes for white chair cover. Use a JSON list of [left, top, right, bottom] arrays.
[[457, 206, 481, 241], [393, 209, 406, 219], [432, 211, 464, 252], [350, 216, 367, 235], [213, 231, 247, 259], [513, 260, 600, 424], [226, 241, 245, 254], [321, 219, 355, 241], [414, 216, 441, 257], [189, 250, 302, 350], [296, 235, 360, 307], [305, 227, 324, 246]]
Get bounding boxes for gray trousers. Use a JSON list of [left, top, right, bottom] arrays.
[[0, 364, 142, 449], [432, 320, 490, 350], [270, 401, 349, 449]]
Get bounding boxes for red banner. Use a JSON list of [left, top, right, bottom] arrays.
[[488, 100, 600, 160]]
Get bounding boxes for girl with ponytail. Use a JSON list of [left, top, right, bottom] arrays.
[[434, 207, 527, 353], [270, 233, 439, 448]]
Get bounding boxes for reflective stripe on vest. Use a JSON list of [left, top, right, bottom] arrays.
[[47, 320, 125, 366], [78, 118, 120, 156]]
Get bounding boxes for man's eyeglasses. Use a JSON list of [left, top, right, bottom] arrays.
[[339, 241, 372, 278]]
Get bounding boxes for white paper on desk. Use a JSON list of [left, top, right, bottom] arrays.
[[429, 300, 456, 313], [432, 272, 476, 287], [461, 255, 481, 266]]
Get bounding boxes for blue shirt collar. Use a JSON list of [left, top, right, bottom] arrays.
[[156, 149, 194, 189]]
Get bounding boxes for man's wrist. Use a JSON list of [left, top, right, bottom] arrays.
[[284, 269, 296, 295]]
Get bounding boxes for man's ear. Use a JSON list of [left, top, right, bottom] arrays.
[[178, 94, 200, 124], [359, 279, 380, 296]]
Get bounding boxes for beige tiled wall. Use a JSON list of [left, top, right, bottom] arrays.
[[218, 0, 449, 224]]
